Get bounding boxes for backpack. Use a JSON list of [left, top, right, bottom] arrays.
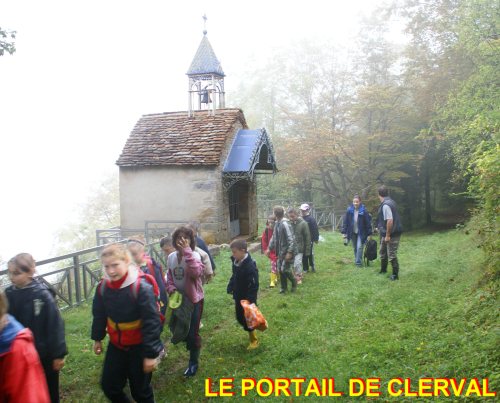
[[364, 239, 378, 266], [145, 257, 166, 287], [98, 271, 165, 324]]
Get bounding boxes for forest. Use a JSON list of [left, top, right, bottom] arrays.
[[233, 0, 498, 273]]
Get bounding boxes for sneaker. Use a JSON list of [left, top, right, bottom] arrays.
[[390, 275, 399, 281], [379, 270, 387, 274], [279, 289, 286, 294]]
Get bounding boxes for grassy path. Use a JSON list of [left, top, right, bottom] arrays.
[[60, 230, 498, 402]]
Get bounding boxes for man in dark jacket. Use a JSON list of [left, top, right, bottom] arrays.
[[300, 203, 319, 272], [227, 239, 259, 349], [376, 186, 403, 280]]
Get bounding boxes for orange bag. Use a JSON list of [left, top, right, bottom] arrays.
[[240, 300, 268, 331]]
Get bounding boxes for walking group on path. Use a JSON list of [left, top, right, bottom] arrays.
[[0, 186, 402, 402]]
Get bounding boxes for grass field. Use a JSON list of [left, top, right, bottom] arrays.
[[60, 229, 498, 402]]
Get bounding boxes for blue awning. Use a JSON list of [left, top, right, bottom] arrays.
[[222, 129, 277, 189]]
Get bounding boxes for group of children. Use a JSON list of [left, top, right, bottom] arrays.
[[0, 206, 317, 402], [262, 204, 320, 293]]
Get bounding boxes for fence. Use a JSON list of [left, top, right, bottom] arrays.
[[96, 220, 189, 246], [0, 241, 165, 310], [257, 198, 344, 231]]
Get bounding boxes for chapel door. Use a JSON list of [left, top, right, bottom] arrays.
[[229, 184, 240, 238], [228, 181, 250, 238]]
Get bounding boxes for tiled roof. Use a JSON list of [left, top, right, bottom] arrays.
[[116, 109, 247, 167], [187, 35, 225, 77]]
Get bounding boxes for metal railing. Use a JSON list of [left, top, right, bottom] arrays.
[[0, 241, 165, 310], [257, 198, 344, 231], [96, 220, 189, 246]]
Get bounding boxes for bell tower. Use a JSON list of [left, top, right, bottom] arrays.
[[187, 15, 225, 117]]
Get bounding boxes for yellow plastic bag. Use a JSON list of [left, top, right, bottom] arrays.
[[240, 300, 268, 331]]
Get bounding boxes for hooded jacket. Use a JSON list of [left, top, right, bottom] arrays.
[[268, 218, 296, 259], [5, 278, 67, 361], [290, 217, 312, 255], [0, 315, 50, 403], [227, 253, 259, 304], [91, 265, 163, 359]]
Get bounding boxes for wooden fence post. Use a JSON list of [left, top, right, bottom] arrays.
[[73, 255, 81, 305]]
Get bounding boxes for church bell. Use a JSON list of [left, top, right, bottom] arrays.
[[201, 89, 211, 104]]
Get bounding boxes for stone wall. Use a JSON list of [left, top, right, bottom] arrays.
[[119, 119, 260, 244]]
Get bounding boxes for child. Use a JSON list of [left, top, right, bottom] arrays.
[[162, 234, 213, 285], [5, 253, 67, 403], [0, 290, 51, 403], [92, 244, 164, 402], [287, 208, 311, 284], [227, 239, 260, 349], [165, 226, 204, 377], [160, 235, 176, 259], [261, 215, 278, 287], [266, 206, 297, 293], [127, 238, 168, 315]]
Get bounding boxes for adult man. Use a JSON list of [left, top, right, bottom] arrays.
[[300, 204, 319, 272], [376, 186, 403, 280], [266, 206, 297, 293], [287, 208, 311, 284]]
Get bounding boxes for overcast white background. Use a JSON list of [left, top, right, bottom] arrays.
[[0, 0, 380, 260]]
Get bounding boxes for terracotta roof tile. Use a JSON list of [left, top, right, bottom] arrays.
[[116, 108, 247, 167]]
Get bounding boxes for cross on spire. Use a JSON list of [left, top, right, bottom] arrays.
[[203, 14, 207, 35]]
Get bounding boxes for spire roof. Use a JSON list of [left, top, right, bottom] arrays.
[[187, 35, 225, 77]]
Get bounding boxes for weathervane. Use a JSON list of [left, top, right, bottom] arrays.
[[203, 14, 207, 35]]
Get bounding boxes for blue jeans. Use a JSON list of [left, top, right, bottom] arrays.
[[352, 233, 364, 266]]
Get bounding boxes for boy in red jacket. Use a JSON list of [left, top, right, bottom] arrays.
[[0, 290, 50, 403]]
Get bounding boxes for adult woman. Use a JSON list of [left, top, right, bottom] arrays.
[[341, 195, 373, 267]]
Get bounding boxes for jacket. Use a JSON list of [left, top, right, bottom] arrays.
[[342, 204, 373, 243], [268, 218, 296, 259], [261, 228, 277, 262], [227, 253, 259, 304], [195, 246, 214, 284], [290, 217, 312, 255], [5, 278, 67, 361], [196, 235, 216, 271], [302, 214, 320, 242], [0, 315, 50, 403], [141, 254, 168, 314], [91, 266, 163, 359], [377, 197, 403, 236], [166, 247, 204, 304], [168, 294, 194, 344]]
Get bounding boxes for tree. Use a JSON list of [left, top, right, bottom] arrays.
[[0, 27, 16, 56], [55, 173, 120, 253]]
